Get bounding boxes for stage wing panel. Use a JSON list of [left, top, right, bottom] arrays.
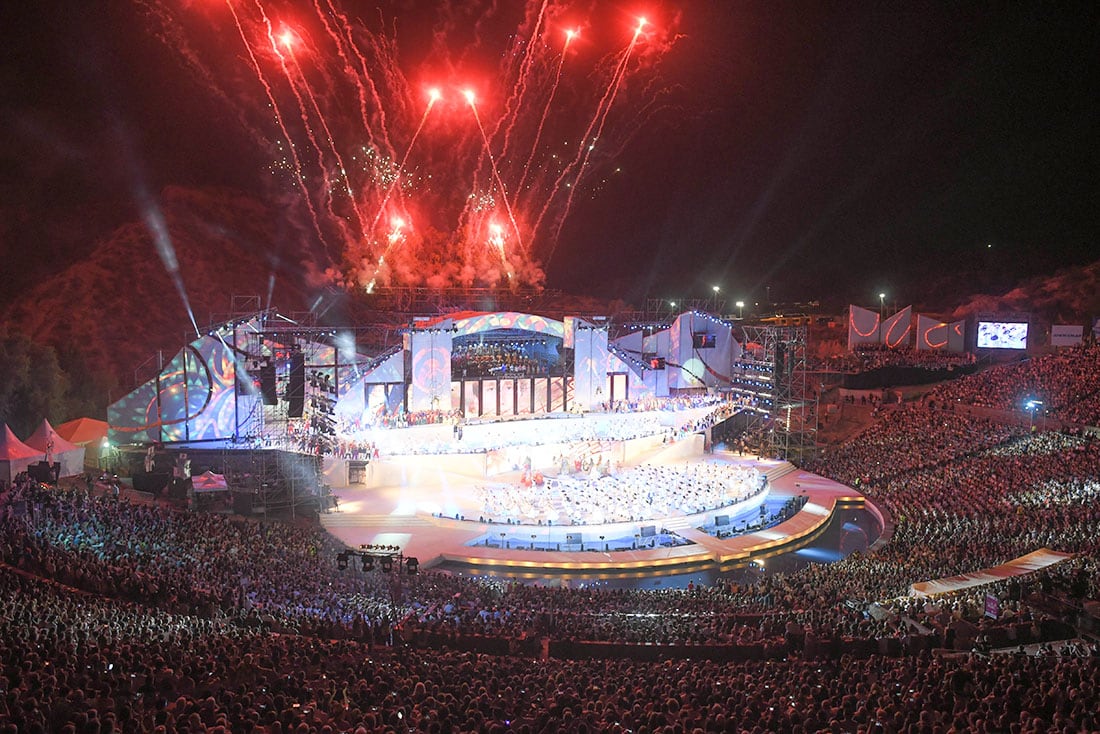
[[607, 351, 653, 402], [670, 312, 735, 389], [916, 314, 946, 351], [158, 349, 190, 442], [109, 377, 161, 445], [365, 351, 404, 383], [574, 323, 610, 409]]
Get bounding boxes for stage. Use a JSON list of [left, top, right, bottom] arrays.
[[320, 422, 874, 580], [104, 305, 860, 578]]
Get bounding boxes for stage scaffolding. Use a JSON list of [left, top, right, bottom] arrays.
[[203, 301, 376, 517], [735, 325, 817, 464], [216, 445, 323, 520]]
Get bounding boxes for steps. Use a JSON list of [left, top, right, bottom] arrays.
[[763, 461, 797, 483], [320, 513, 437, 529]]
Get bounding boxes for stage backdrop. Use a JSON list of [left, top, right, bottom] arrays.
[[669, 312, 738, 390], [408, 320, 454, 412]]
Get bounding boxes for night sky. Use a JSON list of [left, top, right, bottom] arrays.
[[2, 1, 1097, 310]]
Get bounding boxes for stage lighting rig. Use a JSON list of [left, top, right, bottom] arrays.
[[336, 546, 419, 574]]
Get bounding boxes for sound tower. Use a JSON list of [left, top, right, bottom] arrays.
[[287, 349, 305, 418], [259, 361, 277, 405]]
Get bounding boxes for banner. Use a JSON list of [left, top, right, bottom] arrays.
[[1050, 324, 1083, 347], [881, 306, 913, 349], [916, 315, 966, 352], [847, 305, 880, 350]]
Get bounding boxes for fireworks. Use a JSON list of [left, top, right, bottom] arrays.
[[142, 1, 682, 290]]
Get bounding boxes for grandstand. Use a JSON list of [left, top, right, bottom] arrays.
[[2, 316, 1099, 732]]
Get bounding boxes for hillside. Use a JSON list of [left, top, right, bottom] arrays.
[[1, 186, 311, 390]]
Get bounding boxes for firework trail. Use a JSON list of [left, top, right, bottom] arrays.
[[490, 0, 550, 165], [283, 42, 369, 237], [148, 1, 680, 288], [361, 92, 438, 289], [533, 19, 644, 244], [368, 91, 437, 235], [139, 0, 269, 145], [254, 1, 338, 230], [224, 0, 330, 259], [549, 19, 647, 244], [515, 27, 574, 201], [467, 91, 524, 257], [322, 0, 396, 160]]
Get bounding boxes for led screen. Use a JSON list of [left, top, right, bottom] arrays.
[[692, 332, 716, 349], [976, 321, 1028, 349]]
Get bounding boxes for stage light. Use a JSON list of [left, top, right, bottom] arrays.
[[337, 552, 349, 570], [361, 555, 374, 572], [406, 557, 419, 575], [380, 556, 394, 573], [462, 89, 476, 106]]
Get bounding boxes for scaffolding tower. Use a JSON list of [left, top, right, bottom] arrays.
[[734, 325, 817, 464]]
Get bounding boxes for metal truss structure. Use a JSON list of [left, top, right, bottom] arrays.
[[641, 297, 727, 320], [734, 324, 817, 463]]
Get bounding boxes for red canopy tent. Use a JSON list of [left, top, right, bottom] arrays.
[[55, 417, 109, 447]]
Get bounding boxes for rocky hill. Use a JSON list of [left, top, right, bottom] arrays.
[[1, 186, 312, 391]]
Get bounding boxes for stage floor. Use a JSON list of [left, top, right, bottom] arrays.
[[321, 437, 873, 580]]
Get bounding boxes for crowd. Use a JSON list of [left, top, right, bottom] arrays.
[[3, 351, 1100, 731], [930, 342, 1100, 426], [328, 399, 735, 458], [2, 560, 1098, 733], [814, 345, 977, 373], [450, 342, 557, 378], [476, 460, 765, 525]]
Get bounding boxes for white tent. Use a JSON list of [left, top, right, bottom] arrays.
[[0, 424, 41, 484], [23, 419, 86, 478]]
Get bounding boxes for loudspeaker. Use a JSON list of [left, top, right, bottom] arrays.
[[260, 362, 277, 405], [775, 343, 786, 375], [232, 492, 254, 515], [287, 350, 305, 418], [133, 472, 172, 494], [28, 461, 60, 485]]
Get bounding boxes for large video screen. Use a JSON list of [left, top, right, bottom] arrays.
[[976, 321, 1028, 350]]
